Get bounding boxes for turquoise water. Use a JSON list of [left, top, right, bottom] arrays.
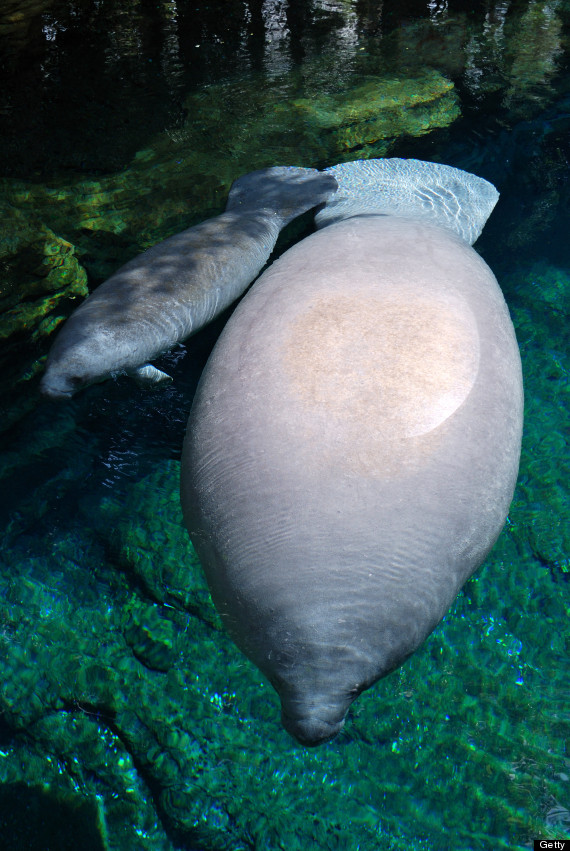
[[0, 1, 569, 849]]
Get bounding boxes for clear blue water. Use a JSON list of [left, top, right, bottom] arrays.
[[0, 1, 569, 849]]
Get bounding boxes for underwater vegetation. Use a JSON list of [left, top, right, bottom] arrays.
[[0, 225, 88, 430]]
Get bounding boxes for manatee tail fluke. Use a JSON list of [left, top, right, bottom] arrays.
[[315, 158, 499, 245], [226, 166, 338, 227]]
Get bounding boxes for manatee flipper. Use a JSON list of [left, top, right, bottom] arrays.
[[226, 166, 339, 227], [315, 157, 499, 244], [130, 364, 173, 389]]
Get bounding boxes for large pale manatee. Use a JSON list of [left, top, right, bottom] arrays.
[[40, 166, 337, 398], [180, 158, 523, 747]]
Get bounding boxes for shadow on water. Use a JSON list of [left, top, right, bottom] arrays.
[[0, 783, 106, 851]]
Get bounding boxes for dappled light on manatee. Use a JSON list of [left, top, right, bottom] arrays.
[[39, 167, 337, 399]]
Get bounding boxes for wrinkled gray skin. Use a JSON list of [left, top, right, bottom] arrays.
[[181, 172, 523, 746], [40, 166, 337, 399]]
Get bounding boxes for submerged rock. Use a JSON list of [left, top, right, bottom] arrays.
[[123, 602, 180, 673], [98, 460, 217, 622], [276, 70, 460, 157], [288, 69, 458, 137], [0, 228, 88, 329], [0, 226, 88, 432]]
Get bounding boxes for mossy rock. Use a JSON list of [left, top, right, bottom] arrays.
[[0, 226, 89, 432], [99, 460, 219, 626], [123, 601, 180, 672], [332, 91, 459, 151], [289, 70, 456, 129], [0, 227, 87, 340]]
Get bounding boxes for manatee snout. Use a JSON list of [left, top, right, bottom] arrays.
[[40, 369, 80, 399], [281, 708, 346, 747], [276, 681, 357, 746], [41, 331, 112, 399], [40, 351, 94, 398]]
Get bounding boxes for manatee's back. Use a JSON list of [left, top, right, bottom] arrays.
[[181, 158, 522, 745], [181, 208, 522, 745]]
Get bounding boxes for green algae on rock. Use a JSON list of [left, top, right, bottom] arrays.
[[287, 71, 459, 155], [0, 229, 87, 341], [0, 226, 88, 432], [0, 520, 189, 849], [179, 67, 460, 167], [98, 460, 219, 624], [123, 601, 180, 673], [288, 69, 457, 128]]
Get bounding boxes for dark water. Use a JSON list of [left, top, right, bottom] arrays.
[[0, 1, 569, 849]]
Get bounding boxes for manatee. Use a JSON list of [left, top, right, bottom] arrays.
[[40, 166, 337, 399], [180, 158, 523, 747]]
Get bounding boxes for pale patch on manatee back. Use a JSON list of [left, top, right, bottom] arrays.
[[284, 289, 479, 442]]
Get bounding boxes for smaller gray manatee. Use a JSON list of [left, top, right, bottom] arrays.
[[40, 166, 337, 399]]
